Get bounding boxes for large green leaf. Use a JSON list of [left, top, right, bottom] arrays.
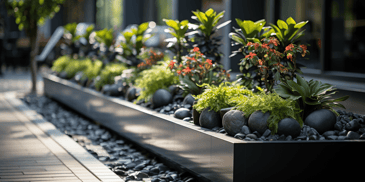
[[296, 75, 310, 96], [229, 33, 247, 45], [137, 22, 149, 35], [287, 80, 307, 98], [277, 19, 288, 30], [164, 19, 179, 31]]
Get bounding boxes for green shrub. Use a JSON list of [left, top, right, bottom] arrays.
[[64, 58, 92, 78], [135, 60, 179, 102], [234, 87, 303, 135], [82, 59, 103, 80], [95, 63, 127, 91], [51, 55, 72, 73], [193, 82, 254, 113]]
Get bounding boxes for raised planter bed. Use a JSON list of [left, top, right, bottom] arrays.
[[43, 73, 365, 182]]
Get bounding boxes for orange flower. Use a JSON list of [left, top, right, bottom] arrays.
[[206, 59, 212, 65], [261, 43, 270, 49], [287, 53, 293, 62], [254, 43, 260, 49], [285, 44, 294, 52], [169, 60, 175, 69], [193, 47, 200, 52], [199, 64, 203, 68], [182, 67, 192, 74], [269, 38, 279, 46], [247, 42, 254, 46], [177, 70, 182, 75], [300, 44, 307, 57], [245, 52, 257, 59], [258, 59, 263, 65]]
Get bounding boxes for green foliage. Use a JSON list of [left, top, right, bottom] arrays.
[[95, 28, 114, 48], [234, 88, 303, 135], [5, 0, 65, 32], [270, 17, 308, 47], [94, 63, 127, 91], [51, 55, 71, 73], [64, 58, 92, 78], [135, 60, 179, 102], [229, 19, 271, 46], [163, 19, 189, 63], [191, 8, 230, 38], [193, 82, 254, 113], [275, 75, 349, 117], [82, 59, 103, 80], [118, 22, 152, 58], [83, 24, 95, 40], [64, 22, 79, 42], [188, 8, 230, 64], [169, 48, 230, 96]]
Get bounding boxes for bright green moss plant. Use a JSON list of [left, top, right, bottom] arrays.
[[82, 59, 103, 80], [51, 55, 72, 73], [193, 82, 254, 113], [234, 87, 303, 135], [63, 58, 92, 78], [94, 63, 127, 91], [135, 60, 179, 102]]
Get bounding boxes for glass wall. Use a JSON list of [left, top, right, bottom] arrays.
[[96, 0, 123, 32], [279, 0, 322, 70], [156, 0, 173, 25], [330, 0, 365, 74]]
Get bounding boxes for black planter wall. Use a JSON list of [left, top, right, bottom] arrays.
[[43, 74, 365, 182]]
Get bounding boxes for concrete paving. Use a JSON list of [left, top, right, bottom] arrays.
[[0, 92, 123, 182]]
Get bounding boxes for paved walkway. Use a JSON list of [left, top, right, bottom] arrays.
[[0, 92, 123, 182], [0, 69, 43, 93]]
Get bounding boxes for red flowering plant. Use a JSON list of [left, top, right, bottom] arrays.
[[136, 48, 164, 72], [169, 47, 231, 95], [230, 17, 310, 93]]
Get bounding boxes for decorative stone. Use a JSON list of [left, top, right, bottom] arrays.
[[248, 111, 270, 135], [334, 122, 343, 131], [234, 133, 245, 139], [262, 129, 271, 137], [339, 130, 347, 136], [108, 84, 123, 96], [240, 125, 251, 135], [220, 107, 234, 119], [222, 110, 247, 136], [102, 84, 112, 95], [151, 89, 172, 108], [174, 108, 192, 119], [182, 94, 195, 106], [304, 109, 336, 134], [168, 85, 180, 96], [346, 131, 360, 140], [59, 71, 68, 79], [345, 120, 361, 131], [277, 118, 301, 137], [126, 87, 138, 101], [322, 131, 337, 138], [192, 101, 200, 126], [199, 108, 222, 129]]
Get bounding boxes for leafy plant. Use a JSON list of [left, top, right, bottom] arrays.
[[94, 63, 127, 91], [64, 58, 92, 78], [169, 47, 231, 96], [82, 59, 103, 80], [95, 28, 114, 48], [4, 0, 66, 93], [117, 22, 153, 66], [63, 22, 79, 42], [270, 17, 308, 48], [163, 19, 189, 63], [135, 60, 179, 102], [229, 17, 310, 92], [193, 82, 254, 113], [187, 8, 231, 64], [51, 55, 72, 73], [234, 87, 303, 135], [275, 75, 350, 118], [136, 48, 165, 72]]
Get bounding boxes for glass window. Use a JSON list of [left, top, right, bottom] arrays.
[[330, 0, 365, 74], [279, 0, 322, 70], [155, 0, 173, 25], [96, 0, 123, 32]]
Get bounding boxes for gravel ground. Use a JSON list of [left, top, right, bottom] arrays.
[[22, 95, 200, 182]]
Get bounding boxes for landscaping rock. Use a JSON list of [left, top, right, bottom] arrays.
[[182, 94, 195, 106], [248, 111, 270, 135], [174, 108, 192, 119], [199, 108, 222, 129], [304, 109, 336, 134], [345, 120, 361, 131], [240, 125, 251, 135], [222, 110, 247, 136], [151, 89, 172, 108], [277, 118, 301, 137], [220, 107, 234, 119], [59, 71, 68, 79], [346, 131, 360, 140], [192, 101, 200, 126], [126, 87, 138, 101]]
